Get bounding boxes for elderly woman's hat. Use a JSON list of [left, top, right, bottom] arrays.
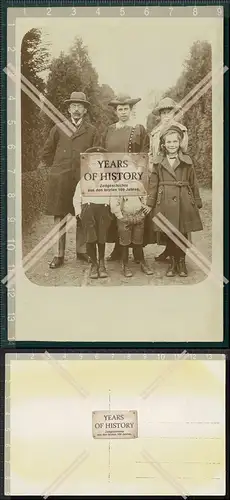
[[64, 91, 91, 107], [154, 97, 181, 115], [109, 93, 141, 107]]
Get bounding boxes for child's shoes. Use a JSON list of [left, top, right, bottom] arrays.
[[140, 261, 154, 275], [122, 264, 133, 278], [98, 260, 108, 278], [166, 257, 177, 277], [177, 257, 188, 277], [90, 263, 99, 279]]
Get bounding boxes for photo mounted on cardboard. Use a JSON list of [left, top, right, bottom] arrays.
[[5, 6, 224, 341]]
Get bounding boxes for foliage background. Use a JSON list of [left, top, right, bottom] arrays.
[[165, 41, 212, 187]]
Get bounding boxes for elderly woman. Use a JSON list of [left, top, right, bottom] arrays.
[[101, 94, 153, 273]]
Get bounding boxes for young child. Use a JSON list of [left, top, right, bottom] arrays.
[[73, 147, 112, 279], [149, 97, 188, 159], [147, 124, 203, 278], [110, 160, 153, 278], [148, 97, 189, 262]]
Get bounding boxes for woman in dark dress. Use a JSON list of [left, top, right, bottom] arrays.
[[101, 94, 153, 266]]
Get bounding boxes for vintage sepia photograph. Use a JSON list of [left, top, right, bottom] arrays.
[[8, 8, 224, 342], [21, 15, 214, 288]]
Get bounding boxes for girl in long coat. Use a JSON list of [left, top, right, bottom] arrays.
[[148, 97, 189, 262], [147, 124, 203, 277], [100, 94, 154, 266]]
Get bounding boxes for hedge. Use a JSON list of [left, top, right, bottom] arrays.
[[22, 169, 48, 233]]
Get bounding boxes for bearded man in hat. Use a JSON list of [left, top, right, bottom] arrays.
[[41, 91, 100, 269]]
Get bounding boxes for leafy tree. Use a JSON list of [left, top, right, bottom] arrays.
[[21, 28, 50, 171], [146, 88, 164, 133], [44, 37, 116, 137], [162, 41, 212, 186], [94, 83, 117, 131]]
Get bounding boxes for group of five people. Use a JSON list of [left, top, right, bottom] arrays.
[[42, 91, 203, 280]]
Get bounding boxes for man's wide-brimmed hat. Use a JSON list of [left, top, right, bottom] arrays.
[[154, 97, 181, 114], [109, 93, 141, 107], [64, 91, 91, 107]]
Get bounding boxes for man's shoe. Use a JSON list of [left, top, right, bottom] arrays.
[[155, 248, 170, 262], [98, 260, 108, 278], [166, 257, 178, 277], [89, 263, 99, 279], [77, 252, 90, 263], [140, 261, 154, 275], [49, 256, 64, 269], [122, 264, 133, 278], [177, 257, 188, 277]]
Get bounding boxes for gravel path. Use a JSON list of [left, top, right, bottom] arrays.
[[23, 188, 212, 287]]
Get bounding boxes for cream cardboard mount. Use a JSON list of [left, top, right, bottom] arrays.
[[92, 410, 138, 439]]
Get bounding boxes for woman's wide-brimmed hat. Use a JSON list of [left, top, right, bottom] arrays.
[[64, 91, 91, 107], [154, 97, 181, 114], [108, 93, 141, 107]]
